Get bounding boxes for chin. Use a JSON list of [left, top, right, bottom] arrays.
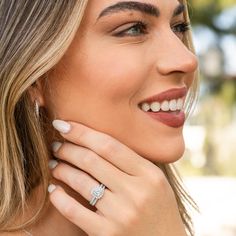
[[133, 137, 185, 165]]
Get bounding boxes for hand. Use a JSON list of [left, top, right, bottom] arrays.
[[48, 120, 187, 236]]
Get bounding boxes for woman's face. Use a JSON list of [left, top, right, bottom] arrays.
[[41, 0, 198, 163]]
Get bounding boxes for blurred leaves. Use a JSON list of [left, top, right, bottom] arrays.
[[188, 0, 236, 89], [179, 1, 236, 176], [188, 0, 236, 35]]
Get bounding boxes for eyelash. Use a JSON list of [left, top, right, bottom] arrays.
[[172, 22, 190, 34], [112, 21, 190, 37], [112, 21, 148, 37]]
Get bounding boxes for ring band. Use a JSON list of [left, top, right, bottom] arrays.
[[89, 183, 106, 206]]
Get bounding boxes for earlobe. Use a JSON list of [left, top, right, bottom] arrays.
[[27, 78, 46, 107]]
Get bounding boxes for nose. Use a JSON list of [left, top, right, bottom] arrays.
[[155, 33, 198, 75]]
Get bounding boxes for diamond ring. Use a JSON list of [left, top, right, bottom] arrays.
[[89, 183, 106, 206]]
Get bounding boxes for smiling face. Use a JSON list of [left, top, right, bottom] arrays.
[[40, 0, 198, 163]]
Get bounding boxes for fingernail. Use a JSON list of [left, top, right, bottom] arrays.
[[48, 184, 57, 193], [51, 141, 62, 152], [48, 159, 59, 170], [52, 120, 71, 134]]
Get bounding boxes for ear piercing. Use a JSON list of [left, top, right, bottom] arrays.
[[34, 99, 40, 118]]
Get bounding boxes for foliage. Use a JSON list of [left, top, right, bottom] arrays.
[[188, 0, 236, 35], [179, 1, 236, 176]]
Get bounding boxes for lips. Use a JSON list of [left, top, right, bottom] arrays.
[[146, 111, 186, 128], [138, 87, 188, 128], [138, 87, 188, 105]]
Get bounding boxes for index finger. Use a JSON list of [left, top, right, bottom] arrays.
[[52, 120, 150, 176]]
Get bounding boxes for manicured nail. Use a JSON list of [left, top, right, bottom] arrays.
[[51, 141, 62, 152], [48, 159, 59, 170], [52, 120, 71, 134], [48, 184, 57, 193]]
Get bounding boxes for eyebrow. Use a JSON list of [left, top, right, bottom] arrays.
[[97, 1, 185, 20], [97, 1, 160, 20], [173, 3, 185, 17]]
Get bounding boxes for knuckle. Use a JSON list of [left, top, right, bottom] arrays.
[[127, 187, 152, 213], [146, 169, 167, 188], [80, 151, 97, 169], [103, 224, 121, 236], [62, 202, 76, 221], [100, 137, 118, 155], [72, 173, 85, 189], [134, 192, 150, 210], [120, 208, 139, 227], [75, 126, 87, 141]]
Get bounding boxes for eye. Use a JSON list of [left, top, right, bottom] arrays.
[[172, 22, 190, 35], [112, 21, 148, 37]]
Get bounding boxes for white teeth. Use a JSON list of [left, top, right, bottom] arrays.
[[140, 98, 184, 112], [177, 98, 184, 110], [150, 102, 161, 112], [141, 103, 150, 112], [161, 101, 169, 112], [169, 99, 177, 111]]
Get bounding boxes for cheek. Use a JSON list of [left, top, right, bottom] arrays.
[[184, 72, 196, 89], [45, 41, 185, 164], [45, 46, 147, 123], [61, 47, 147, 104]]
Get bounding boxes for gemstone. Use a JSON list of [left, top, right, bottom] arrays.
[[91, 185, 105, 199]]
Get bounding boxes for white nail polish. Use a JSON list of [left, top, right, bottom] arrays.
[[52, 120, 71, 134], [48, 159, 59, 169], [48, 184, 57, 193], [51, 141, 62, 152]]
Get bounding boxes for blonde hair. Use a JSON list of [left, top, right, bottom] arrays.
[[0, 0, 198, 235]]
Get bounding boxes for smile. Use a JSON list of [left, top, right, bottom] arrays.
[[138, 87, 187, 128], [140, 98, 184, 112]]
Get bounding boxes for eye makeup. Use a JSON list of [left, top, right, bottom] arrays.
[[111, 21, 190, 38], [94, 2, 190, 43], [111, 20, 149, 37]]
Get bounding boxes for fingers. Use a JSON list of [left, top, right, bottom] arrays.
[[51, 162, 117, 215], [52, 141, 126, 192], [48, 185, 104, 235], [52, 120, 150, 176]]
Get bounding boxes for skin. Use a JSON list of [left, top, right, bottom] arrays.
[[39, 0, 197, 163], [25, 0, 198, 235]]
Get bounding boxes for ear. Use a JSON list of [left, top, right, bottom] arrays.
[[27, 78, 46, 107]]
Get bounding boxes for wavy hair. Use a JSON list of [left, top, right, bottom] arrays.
[[0, 0, 198, 234]]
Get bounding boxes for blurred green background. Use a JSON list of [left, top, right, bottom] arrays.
[[178, 0, 236, 177], [176, 3, 236, 235]]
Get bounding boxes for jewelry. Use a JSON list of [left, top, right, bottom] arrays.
[[34, 99, 40, 118], [22, 229, 33, 235], [22, 184, 105, 234], [89, 183, 106, 206]]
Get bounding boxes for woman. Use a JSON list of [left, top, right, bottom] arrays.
[[0, 0, 198, 235]]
